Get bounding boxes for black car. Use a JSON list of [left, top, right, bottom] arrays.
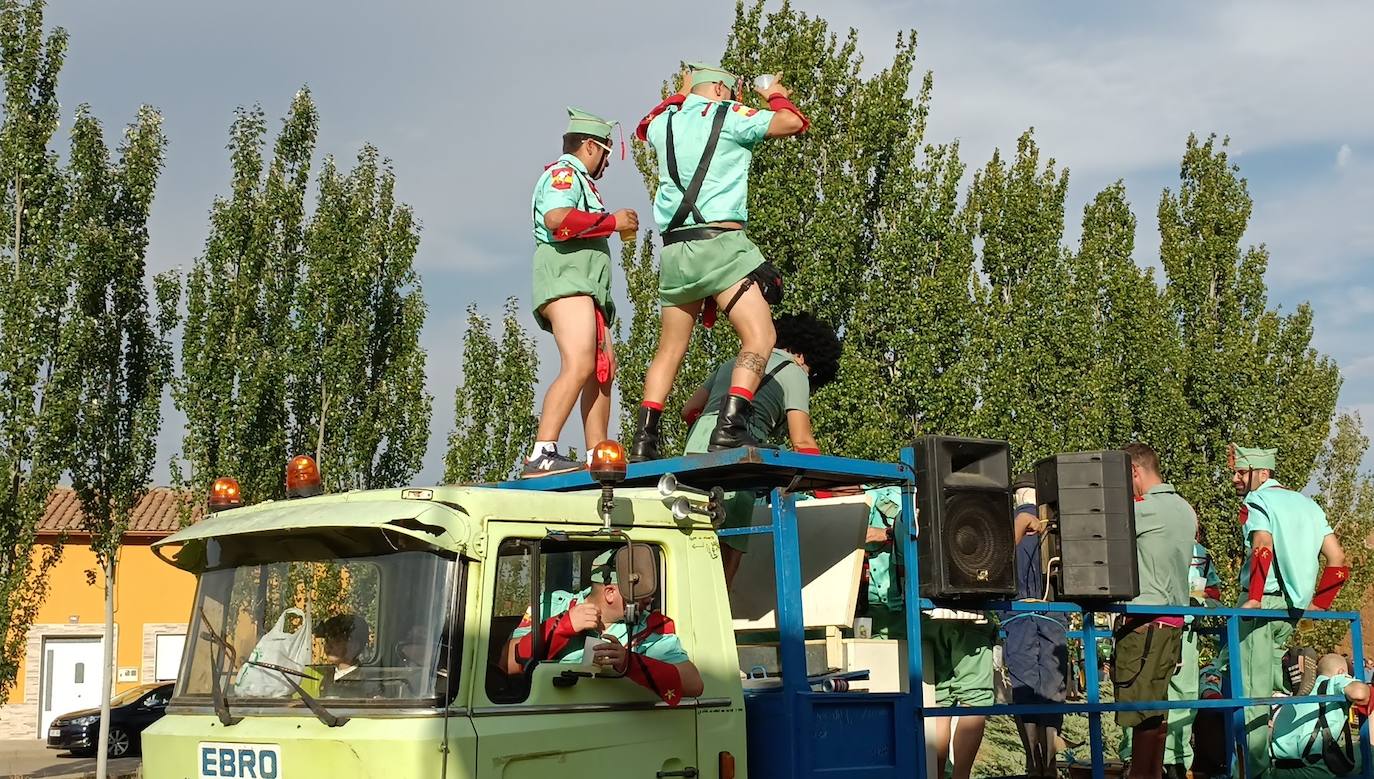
[[46, 682, 174, 758]]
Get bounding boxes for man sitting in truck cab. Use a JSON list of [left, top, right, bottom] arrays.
[[501, 549, 705, 705], [314, 613, 384, 699]]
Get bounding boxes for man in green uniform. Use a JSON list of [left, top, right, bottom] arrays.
[[861, 486, 905, 639], [1114, 443, 1195, 779], [628, 63, 809, 461], [678, 312, 839, 585], [1123, 535, 1222, 777], [1225, 444, 1350, 777], [1271, 654, 1368, 779], [502, 549, 704, 705], [522, 107, 638, 478]]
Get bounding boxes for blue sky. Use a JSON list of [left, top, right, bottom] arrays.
[[42, 0, 1374, 484]]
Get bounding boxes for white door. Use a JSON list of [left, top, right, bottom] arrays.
[[40, 638, 105, 735]]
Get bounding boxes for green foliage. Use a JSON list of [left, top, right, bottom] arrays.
[[0, 0, 68, 701], [177, 90, 431, 504], [51, 103, 174, 564], [175, 91, 317, 505], [1302, 411, 1374, 651], [289, 146, 431, 491], [444, 298, 538, 483]]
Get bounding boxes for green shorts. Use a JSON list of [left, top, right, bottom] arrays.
[[658, 229, 765, 306], [1111, 623, 1182, 728], [531, 240, 615, 332], [921, 616, 994, 707]]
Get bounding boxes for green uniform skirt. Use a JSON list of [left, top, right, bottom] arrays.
[[659, 229, 765, 307], [532, 239, 615, 332], [685, 414, 757, 552]]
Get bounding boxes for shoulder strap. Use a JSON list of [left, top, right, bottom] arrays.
[[664, 102, 730, 233]]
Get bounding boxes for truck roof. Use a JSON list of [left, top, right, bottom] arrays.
[[151, 484, 710, 571]]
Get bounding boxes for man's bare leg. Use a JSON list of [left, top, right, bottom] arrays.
[[717, 280, 776, 394], [534, 296, 596, 445], [641, 301, 704, 405], [932, 717, 951, 778], [950, 715, 986, 779], [579, 326, 613, 450]]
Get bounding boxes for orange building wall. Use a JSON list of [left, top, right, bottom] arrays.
[[4, 537, 196, 705]]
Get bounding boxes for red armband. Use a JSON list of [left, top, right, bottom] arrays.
[[767, 94, 810, 133], [553, 209, 616, 241], [635, 94, 686, 141], [1310, 565, 1350, 610], [1204, 586, 1221, 601], [514, 609, 581, 665], [623, 652, 685, 706], [1248, 546, 1273, 602]]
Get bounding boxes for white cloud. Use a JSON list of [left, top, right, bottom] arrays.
[[1337, 144, 1353, 167]]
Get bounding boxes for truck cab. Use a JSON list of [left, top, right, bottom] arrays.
[[143, 473, 748, 778]]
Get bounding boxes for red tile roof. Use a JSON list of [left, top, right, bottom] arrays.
[[38, 487, 201, 538]]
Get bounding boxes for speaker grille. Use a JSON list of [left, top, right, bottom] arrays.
[[942, 492, 1015, 588]]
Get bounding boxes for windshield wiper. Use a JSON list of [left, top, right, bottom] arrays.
[[238, 660, 347, 728], [198, 608, 242, 727]]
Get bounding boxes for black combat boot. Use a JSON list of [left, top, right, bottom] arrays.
[[629, 405, 663, 462], [707, 394, 760, 451]]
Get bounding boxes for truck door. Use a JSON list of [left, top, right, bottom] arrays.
[[472, 531, 698, 779]]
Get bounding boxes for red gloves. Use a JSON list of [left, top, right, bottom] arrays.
[[1247, 546, 1274, 603], [1310, 565, 1350, 610], [766, 93, 810, 133]]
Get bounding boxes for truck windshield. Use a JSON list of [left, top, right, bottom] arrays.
[[175, 532, 460, 709]]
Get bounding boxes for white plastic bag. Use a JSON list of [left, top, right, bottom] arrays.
[[234, 607, 312, 698]]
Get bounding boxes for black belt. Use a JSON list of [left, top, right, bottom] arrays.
[[662, 226, 740, 245], [1274, 758, 1313, 769]]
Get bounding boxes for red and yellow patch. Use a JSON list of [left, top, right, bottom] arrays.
[[550, 168, 575, 191], [731, 103, 759, 117]]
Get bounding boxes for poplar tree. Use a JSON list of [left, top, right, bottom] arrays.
[[0, 0, 67, 700], [444, 298, 538, 483], [289, 146, 430, 491], [1304, 411, 1374, 651], [50, 103, 174, 774], [174, 91, 317, 504]]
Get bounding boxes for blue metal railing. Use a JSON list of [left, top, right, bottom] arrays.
[[497, 447, 1370, 779]]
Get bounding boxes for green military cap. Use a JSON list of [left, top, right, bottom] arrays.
[[566, 106, 613, 139], [687, 61, 738, 89], [590, 549, 618, 584], [1229, 443, 1277, 471]]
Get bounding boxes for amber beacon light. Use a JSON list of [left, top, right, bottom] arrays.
[[286, 455, 325, 498], [208, 477, 243, 513], [590, 440, 627, 484]]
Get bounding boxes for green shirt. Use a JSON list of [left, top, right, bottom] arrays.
[[1237, 479, 1334, 608], [645, 94, 774, 231], [531, 153, 606, 244], [684, 349, 810, 453], [1130, 483, 1195, 607], [509, 589, 688, 665], [865, 486, 903, 610], [1271, 673, 1357, 760]]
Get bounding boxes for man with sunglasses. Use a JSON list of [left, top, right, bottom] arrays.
[[1225, 444, 1349, 777], [628, 63, 809, 462], [523, 107, 637, 478]]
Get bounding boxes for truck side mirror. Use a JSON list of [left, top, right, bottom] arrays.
[[616, 544, 657, 603]]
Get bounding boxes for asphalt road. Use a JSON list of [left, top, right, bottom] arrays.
[[0, 740, 139, 778]]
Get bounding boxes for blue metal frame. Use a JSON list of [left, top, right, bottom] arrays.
[[499, 447, 1371, 779]]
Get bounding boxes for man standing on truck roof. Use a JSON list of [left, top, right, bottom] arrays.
[[522, 107, 637, 478], [627, 62, 808, 462], [1221, 444, 1350, 777], [678, 312, 840, 585], [1113, 443, 1194, 779], [502, 549, 704, 704]]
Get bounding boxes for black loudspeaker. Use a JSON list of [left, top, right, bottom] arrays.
[[1035, 450, 1139, 601], [914, 436, 1016, 599]]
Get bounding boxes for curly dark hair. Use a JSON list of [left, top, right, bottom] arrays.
[[774, 312, 840, 391]]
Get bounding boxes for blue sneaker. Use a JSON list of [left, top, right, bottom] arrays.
[[520, 447, 585, 479]]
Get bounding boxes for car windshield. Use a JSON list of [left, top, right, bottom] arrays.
[[176, 529, 460, 708]]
